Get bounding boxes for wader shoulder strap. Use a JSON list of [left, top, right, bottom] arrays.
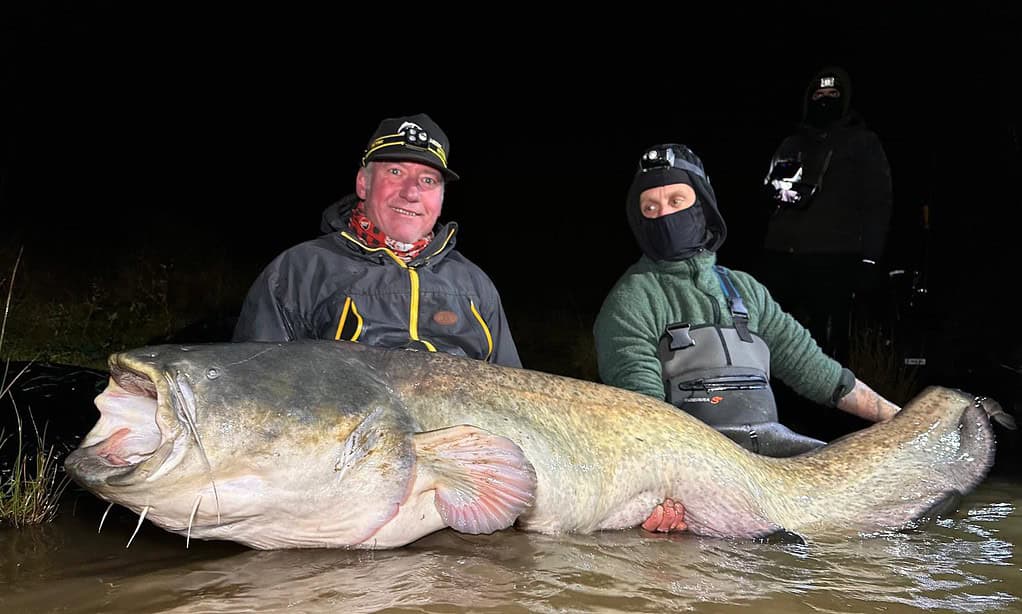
[[714, 266, 752, 343]]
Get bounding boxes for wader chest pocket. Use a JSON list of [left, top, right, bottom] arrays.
[[678, 374, 769, 392]]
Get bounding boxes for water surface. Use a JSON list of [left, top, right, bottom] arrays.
[[2, 478, 1019, 613]]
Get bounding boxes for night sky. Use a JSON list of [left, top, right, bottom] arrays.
[[2, 4, 1020, 381]]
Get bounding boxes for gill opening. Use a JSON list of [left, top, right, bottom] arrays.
[[167, 372, 222, 524]]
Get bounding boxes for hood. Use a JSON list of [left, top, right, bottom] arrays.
[[625, 144, 727, 256], [801, 65, 853, 123], [320, 194, 361, 234]]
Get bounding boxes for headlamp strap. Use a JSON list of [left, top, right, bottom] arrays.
[[361, 131, 449, 169], [640, 146, 707, 179], [671, 159, 707, 179]]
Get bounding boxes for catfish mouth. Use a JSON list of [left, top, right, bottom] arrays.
[[66, 361, 183, 486]]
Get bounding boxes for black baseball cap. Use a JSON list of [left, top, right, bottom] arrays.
[[360, 113, 460, 181]]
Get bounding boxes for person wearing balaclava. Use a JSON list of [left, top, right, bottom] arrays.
[[594, 143, 900, 473], [760, 66, 894, 368]]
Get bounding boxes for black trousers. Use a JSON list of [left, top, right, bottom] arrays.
[[757, 251, 860, 365]]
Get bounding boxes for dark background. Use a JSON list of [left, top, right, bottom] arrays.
[[2, 4, 1020, 402]]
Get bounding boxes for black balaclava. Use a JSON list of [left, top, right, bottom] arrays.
[[626, 144, 727, 262], [802, 65, 853, 130]]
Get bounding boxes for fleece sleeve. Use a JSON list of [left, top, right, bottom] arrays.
[[732, 271, 844, 406], [593, 284, 666, 401]]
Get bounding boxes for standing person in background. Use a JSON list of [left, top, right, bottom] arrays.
[[233, 113, 522, 368], [762, 65, 893, 365]]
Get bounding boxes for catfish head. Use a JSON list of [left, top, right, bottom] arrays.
[[64, 342, 536, 549]]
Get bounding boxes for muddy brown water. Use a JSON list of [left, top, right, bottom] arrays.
[[2, 476, 1019, 614]]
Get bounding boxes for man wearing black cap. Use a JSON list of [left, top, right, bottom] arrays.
[[761, 66, 894, 366], [233, 113, 522, 368], [594, 143, 899, 467]]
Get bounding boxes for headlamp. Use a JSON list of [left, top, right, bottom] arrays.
[[403, 126, 430, 148], [361, 129, 450, 169], [638, 144, 707, 179], [640, 146, 676, 172]]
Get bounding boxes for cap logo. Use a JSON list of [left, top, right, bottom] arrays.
[[819, 76, 836, 88], [397, 121, 424, 133]]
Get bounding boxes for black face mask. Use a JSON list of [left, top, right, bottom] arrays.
[[806, 97, 843, 128], [633, 205, 707, 262]]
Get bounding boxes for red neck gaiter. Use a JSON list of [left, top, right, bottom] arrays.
[[348, 202, 434, 262]]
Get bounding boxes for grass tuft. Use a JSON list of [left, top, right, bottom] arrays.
[[848, 315, 924, 406], [1, 248, 70, 526], [0, 410, 70, 527]]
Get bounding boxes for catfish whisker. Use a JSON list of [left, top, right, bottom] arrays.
[[127, 505, 149, 548], [169, 372, 222, 523], [187, 495, 202, 549], [98, 502, 114, 534]]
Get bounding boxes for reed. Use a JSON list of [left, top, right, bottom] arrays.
[[0, 409, 70, 527], [848, 315, 924, 406], [1, 248, 70, 526]]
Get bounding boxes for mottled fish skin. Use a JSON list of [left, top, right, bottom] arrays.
[[65, 340, 1003, 549]]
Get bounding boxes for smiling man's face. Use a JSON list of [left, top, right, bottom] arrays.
[[357, 161, 445, 243]]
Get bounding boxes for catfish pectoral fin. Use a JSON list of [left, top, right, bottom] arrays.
[[414, 425, 537, 535]]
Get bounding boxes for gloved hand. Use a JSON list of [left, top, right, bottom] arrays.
[[769, 179, 801, 204], [854, 259, 881, 295]]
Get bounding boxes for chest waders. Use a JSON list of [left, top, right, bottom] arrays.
[[657, 266, 826, 457]]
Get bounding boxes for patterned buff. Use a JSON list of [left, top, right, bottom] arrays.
[[348, 202, 434, 262]]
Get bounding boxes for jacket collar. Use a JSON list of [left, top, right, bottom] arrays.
[[326, 194, 459, 266]]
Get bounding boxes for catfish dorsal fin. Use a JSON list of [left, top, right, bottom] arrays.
[[414, 425, 537, 535]]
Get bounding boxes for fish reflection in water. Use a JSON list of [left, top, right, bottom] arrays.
[[2, 483, 1018, 614]]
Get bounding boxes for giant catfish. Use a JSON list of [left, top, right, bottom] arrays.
[[64, 340, 1012, 549]]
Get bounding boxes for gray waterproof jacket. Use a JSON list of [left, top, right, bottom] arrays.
[[233, 195, 522, 368]]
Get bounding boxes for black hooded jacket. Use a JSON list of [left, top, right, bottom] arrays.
[[233, 194, 522, 368], [763, 66, 893, 262]]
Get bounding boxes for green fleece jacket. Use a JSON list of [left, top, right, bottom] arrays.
[[593, 251, 843, 405]]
